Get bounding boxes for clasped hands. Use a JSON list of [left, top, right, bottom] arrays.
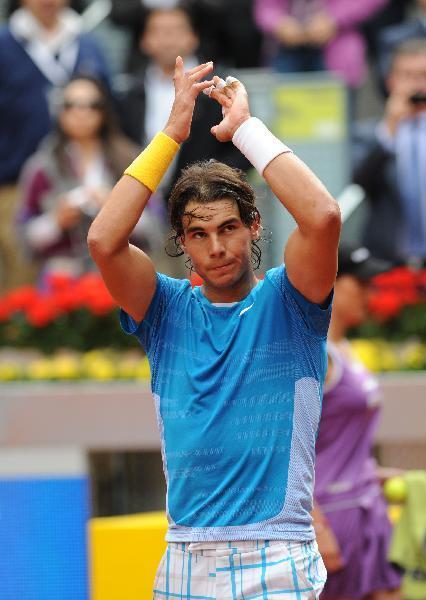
[[274, 12, 337, 48], [163, 56, 251, 146]]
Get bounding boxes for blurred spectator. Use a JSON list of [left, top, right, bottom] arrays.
[[362, 0, 410, 63], [254, 0, 389, 88], [16, 76, 155, 282], [353, 39, 426, 265], [314, 243, 402, 599], [115, 5, 250, 207], [378, 0, 426, 83], [5, 0, 85, 16], [0, 0, 110, 290], [110, 0, 261, 70]]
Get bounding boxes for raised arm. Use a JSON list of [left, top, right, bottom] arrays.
[[209, 78, 341, 304], [87, 58, 214, 322]]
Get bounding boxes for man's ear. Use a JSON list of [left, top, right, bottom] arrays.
[[180, 235, 187, 253], [250, 216, 261, 241]]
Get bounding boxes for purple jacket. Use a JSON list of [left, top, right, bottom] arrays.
[[254, 0, 389, 86]]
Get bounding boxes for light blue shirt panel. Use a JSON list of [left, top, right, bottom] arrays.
[[120, 266, 331, 532]]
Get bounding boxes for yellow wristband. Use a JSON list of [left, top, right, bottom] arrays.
[[124, 131, 180, 192]]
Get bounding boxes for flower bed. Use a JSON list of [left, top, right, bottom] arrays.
[[0, 267, 424, 379], [354, 266, 426, 341]]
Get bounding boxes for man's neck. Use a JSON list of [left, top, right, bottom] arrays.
[[202, 272, 259, 304]]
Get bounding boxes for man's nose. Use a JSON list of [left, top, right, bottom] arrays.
[[209, 234, 225, 256]]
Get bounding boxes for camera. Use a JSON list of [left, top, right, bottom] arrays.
[[409, 92, 426, 104]]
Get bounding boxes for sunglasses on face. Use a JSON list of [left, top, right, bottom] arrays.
[[62, 99, 105, 111]]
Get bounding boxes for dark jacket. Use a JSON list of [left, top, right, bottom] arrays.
[[352, 124, 405, 262], [0, 26, 110, 184]]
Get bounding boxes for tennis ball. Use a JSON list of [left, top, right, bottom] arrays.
[[384, 476, 407, 504]]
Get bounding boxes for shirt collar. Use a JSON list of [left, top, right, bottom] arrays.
[[9, 7, 82, 52]]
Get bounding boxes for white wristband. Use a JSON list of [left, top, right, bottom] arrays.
[[232, 117, 292, 175]]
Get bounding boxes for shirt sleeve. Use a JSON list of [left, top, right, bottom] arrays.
[[266, 265, 333, 338], [119, 273, 189, 353]]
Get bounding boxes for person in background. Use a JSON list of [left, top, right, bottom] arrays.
[[353, 39, 426, 266], [362, 0, 409, 65], [110, 0, 262, 71], [314, 243, 402, 600], [17, 76, 153, 283], [377, 0, 426, 84], [114, 3, 250, 210], [0, 0, 110, 291], [254, 0, 389, 89]]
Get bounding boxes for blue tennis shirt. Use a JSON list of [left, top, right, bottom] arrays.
[[120, 265, 332, 542]]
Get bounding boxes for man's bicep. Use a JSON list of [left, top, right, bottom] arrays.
[[284, 227, 338, 305], [96, 244, 157, 323]]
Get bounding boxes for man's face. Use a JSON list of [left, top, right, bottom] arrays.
[[140, 10, 199, 70], [22, 0, 67, 26], [387, 52, 426, 98], [181, 199, 260, 292]]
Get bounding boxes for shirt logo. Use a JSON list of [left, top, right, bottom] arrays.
[[239, 303, 254, 317]]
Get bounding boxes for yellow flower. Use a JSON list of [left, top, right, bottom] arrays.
[[27, 359, 55, 380], [0, 362, 21, 381], [135, 357, 151, 380], [51, 356, 81, 380], [84, 356, 116, 380]]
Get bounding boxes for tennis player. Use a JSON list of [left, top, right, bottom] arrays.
[[88, 57, 341, 599]]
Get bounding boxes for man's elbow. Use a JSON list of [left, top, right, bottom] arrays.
[[87, 224, 114, 262], [315, 197, 341, 238]]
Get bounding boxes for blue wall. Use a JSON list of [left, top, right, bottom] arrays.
[[0, 477, 90, 600]]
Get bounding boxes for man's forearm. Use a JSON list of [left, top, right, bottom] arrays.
[[263, 152, 339, 235], [232, 117, 339, 236], [87, 176, 152, 258], [88, 132, 180, 258]]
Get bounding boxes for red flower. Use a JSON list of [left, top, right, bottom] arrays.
[[26, 296, 61, 327], [5, 286, 38, 312], [77, 273, 116, 315], [44, 272, 74, 293], [0, 298, 12, 321]]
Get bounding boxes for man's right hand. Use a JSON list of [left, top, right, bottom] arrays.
[[163, 57, 214, 144]]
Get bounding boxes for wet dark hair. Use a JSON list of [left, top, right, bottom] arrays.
[[168, 160, 262, 269]]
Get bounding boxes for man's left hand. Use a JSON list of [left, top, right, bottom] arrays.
[[208, 77, 251, 142]]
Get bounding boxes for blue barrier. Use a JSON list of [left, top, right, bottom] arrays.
[[0, 477, 90, 600]]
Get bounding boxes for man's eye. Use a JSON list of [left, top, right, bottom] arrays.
[[193, 232, 205, 239], [223, 225, 236, 232]]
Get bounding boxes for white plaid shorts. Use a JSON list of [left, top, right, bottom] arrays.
[[153, 539, 327, 599]]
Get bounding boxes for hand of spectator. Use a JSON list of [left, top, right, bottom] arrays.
[[56, 196, 83, 230], [384, 92, 417, 136], [88, 187, 111, 208], [163, 57, 214, 144], [273, 16, 306, 47], [208, 77, 251, 142], [305, 12, 337, 47]]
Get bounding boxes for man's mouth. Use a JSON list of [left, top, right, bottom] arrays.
[[212, 262, 233, 271]]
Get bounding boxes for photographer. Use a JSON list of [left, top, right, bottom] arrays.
[[353, 39, 426, 266]]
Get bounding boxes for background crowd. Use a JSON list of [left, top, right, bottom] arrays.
[[0, 0, 425, 292]]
